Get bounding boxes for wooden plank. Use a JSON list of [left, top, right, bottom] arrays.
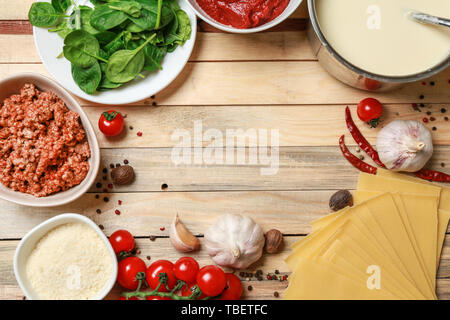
[[85, 146, 450, 193], [0, 190, 334, 239], [0, 32, 315, 63], [0, 0, 309, 20], [0, 21, 32, 34], [1, 63, 449, 105], [79, 104, 450, 149], [1, 235, 450, 300]]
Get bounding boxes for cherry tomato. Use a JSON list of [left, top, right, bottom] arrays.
[[146, 260, 178, 292], [118, 296, 139, 300], [117, 257, 147, 290], [196, 265, 227, 297], [173, 257, 199, 284], [109, 230, 135, 254], [181, 284, 207, 300], [99, 110, 124, 136], [217, 273, 242, 300], [145, 296, 172, 300], [357, 98, 383, 126]]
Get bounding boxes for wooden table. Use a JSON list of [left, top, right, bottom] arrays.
[[0, 1, 449, 300]]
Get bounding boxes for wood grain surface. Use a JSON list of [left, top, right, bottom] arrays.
[[0, 0, 449, 300]]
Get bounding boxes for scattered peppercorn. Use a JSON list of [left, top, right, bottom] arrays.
[[445, 117, 449, 121], [116, 163, 121, 167], [102, 168, 107, 174], [152, 102, 157, 107], [96, 182, 102, 188], [104, 197, 109, 202], [274, 291, 279, 298], [96, 209, 101, 214], [275, 270, 280, 274], [99, 224, 104, 230], [426, 111, 432, 115], [239, 272, 245, 277], [115, 210, 121, 215], [95, 194, 99, 199], [161, 183, 168, 190], [420, 103, 425, 107], [146, 256, 151, 260], [110, 164, 115, 169], [441, 108, 447, 114], [151, 95, 156, 99], [149, 236, 156, 241], [136, 250, 141, 255], [359, 155, 365, 161], [430, 81, 435, 86], [430, 117, 436, 121], [247, 286, 253, 291], [129, 126, 134, 130], [102, 176, 107, 180], [432, 127, 437, 131], [419, 95, 424, 100], [441, 163, 446, 168], [124, 159, 129, 164]]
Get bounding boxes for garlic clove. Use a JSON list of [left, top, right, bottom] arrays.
[[169, 214, 200, 253]]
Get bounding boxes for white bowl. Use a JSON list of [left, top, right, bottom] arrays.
[[33, 0, 197, 105], [14, 214, 118, 300], [186, 0, 303, 33], [0, 73, 100, 207]]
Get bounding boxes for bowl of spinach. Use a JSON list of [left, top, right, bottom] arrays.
[[30, 0, 196, 104]]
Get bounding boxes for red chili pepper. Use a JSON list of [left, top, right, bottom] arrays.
[[339, 135, 378, 175], [414, 169, 450, 183], [345, 107, 385, 168]]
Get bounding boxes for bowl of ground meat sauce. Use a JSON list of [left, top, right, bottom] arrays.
[[0, 73, 100, 207]]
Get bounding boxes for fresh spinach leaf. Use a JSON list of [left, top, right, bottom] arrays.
[[105, 33, 156, 83], [63, 29, 104, 68], [28, 2, 63, 27], [90, 4, 129, 31], [143, 44, 166, 72], [51, 0, 71, 14], [98, 62, 123, 90], [108, 1, 142, 18], [71, 61, 102, 94]]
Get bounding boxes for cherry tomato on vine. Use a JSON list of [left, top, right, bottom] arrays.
[[173, 257, 199, 284], [357, 98, 383, 127], [99, 110, 124, 136], [181, 284, 207, 299], [217, 273, 242, 300], [145, 296, 172, 300], [196, 265, 227, 297], [109, 230, 135, 255], [118, 296, 139, 300], [117, 257, 147, 290], [146, 260, 178, 292]]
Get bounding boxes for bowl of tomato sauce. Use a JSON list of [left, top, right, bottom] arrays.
[[187, 0, 303, 33]]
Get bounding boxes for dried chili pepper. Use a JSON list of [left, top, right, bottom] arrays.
[[414, 168, 450, 183], [339, 135, 378, 175], [345, 107, 385, 168]]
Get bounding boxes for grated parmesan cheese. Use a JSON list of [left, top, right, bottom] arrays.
[[25, 223, 113, 300]]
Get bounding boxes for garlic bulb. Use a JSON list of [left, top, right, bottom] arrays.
[[376, 120, 433, 172], [204, 214, 264, 269]]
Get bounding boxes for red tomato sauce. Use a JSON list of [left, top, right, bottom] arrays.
[[196, 0, 290, 29]]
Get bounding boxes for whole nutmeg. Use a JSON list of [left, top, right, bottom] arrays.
[[264, 229, 283, 254], [329, 190, 353, 212], [111, 165, 135, 185]]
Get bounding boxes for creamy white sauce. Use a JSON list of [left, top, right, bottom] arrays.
[[315, 0, 450, 76]]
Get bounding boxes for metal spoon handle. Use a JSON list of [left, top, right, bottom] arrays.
[[412, 12, 450, 28]]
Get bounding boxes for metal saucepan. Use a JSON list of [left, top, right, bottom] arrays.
[[307, 0, 450, 92]]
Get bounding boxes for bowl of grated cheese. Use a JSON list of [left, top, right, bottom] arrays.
[[14, 214, 118, 300]]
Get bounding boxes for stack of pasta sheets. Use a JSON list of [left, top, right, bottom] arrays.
[[284, 169, 450, 300]]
